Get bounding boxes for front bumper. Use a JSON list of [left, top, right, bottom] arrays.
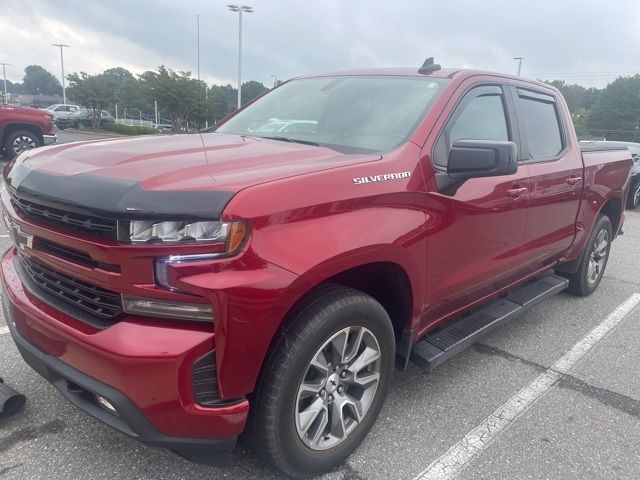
[[1, 247, 249, 460], [4, 315, 236, 461], [42, 134, 57, 146]]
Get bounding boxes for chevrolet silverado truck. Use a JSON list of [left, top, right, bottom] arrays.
[[1, 61, 633, 478], [0, 104, 57, 159]]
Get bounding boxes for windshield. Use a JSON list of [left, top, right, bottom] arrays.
[[215, 76, 447, 153]]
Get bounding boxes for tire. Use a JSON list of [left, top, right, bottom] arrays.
[[563, 214, 612, 296], [246, 285, 395, 478], [3, 130, 41, 159], [627, 179, 640, 209]]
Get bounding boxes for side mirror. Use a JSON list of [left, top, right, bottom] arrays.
[[447, 139, 518, 180]]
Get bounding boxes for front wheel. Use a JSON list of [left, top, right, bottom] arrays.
[[3, 130, 41, 159], [563, 214, 612, 296], [627, 180, 640, 209], [246, 286, 395, 478]]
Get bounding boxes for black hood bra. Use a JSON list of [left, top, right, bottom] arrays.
[[6, 162, 234, 220]]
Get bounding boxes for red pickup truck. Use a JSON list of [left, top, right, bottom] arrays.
[[0, 104, 57, 159], [1, 63, 632, 478]]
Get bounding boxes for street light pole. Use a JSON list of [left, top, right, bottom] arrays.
[[197, 14, 200, 83], [0, 63, 9, 104], [513, 57, 523, 76], [227, 4, 254, 109], [52, 44, 70, 104]]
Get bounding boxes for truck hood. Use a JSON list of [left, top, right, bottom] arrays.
[[6, 133, 380, 219]]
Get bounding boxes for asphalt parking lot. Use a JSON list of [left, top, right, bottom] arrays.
[[0, 138, 639, 478]]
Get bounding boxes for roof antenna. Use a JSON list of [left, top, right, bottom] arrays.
[[418, 57, 441, 75]]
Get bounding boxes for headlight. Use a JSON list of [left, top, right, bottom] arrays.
[[127, 220, 247, 250]]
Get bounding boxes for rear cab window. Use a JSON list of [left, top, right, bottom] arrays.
[[515, 88, 566, 161]]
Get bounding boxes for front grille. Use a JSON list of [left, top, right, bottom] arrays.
[[17, 254, 123, 321], [192, 351, 221, 406], [37, 239, 120, 272], [12, 196, 117, 239]]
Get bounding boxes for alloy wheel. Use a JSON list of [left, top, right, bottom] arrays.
[[12, 135, 36, 155], [587, 229, 609, 286], [295, 326, 381, 451]]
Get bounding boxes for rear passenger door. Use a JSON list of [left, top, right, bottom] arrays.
[[511, 87, 583, 269]]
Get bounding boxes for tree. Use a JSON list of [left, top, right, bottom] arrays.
[[241, 80, 268, 106], [138, 66, 201, 132], [545, 80, 601, 138], [22, 65, 62, 96], [66, 72, 113, 128], [585, 75, 640, 142]]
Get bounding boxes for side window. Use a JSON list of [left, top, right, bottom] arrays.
[[433, 87, 509, 167], [450, 95, 509, 145], [517, 91, 563, 160]]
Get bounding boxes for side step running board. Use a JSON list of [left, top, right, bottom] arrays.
[[411, 274, 568, 372]]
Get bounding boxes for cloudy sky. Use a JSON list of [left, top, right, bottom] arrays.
[[1, 0, 639, 89]]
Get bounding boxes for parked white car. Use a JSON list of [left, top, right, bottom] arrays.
[[45, 104, 80, 121]]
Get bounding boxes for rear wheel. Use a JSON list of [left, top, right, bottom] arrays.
[[627, 180, 640, 209], [563, 214, 612, 296], [3, 130, 41, 159], [246, 286, 395, 478]]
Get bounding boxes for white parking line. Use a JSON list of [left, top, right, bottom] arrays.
[[412, 293, 640, 480], [0, 326, 9, 335], [0, 234, 9, 238]]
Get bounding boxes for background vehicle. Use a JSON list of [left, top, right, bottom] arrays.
[[0, 104, 56, 158], [581, 140, 640, 209], [56, 109, 114, 129], [2, 65, 632, 478], [45, 103, 80, 121]]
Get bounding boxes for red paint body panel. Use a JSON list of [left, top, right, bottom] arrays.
[[0, 104, 55, 141], [1, 68, 632, 447]]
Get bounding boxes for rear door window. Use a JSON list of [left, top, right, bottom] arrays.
[[517, 89, 564, 160]]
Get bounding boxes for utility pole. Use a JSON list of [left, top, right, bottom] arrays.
[[0, 63, 9, 104], [513, 57, 524, 76], [52, 44, 70, 103], [227, 4, 254, 109], [197, 14, 200, 83], [155, 100, 158, 126]]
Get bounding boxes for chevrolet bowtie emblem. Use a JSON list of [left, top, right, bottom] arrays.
[[9, 221, 34, 250]]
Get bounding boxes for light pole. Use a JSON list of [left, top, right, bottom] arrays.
[[197, 14, 200, 83], [0, 63, 9, 104], [52, 44, 70, 104], [513, 57, 523, 76], [227, 4, 253, 109]]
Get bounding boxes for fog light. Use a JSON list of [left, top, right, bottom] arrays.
[[96, 395, 118, 416], [121, 294, 214, 322]]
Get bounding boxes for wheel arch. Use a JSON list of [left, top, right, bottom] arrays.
[[245, 258, 415, 398], [2, 122, 44, 144]]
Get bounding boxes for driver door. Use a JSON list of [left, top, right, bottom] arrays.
[[423, 83, 530, 324]]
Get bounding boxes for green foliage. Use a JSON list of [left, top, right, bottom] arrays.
[[241, 80, 268, 105], [585, 75, 640, 142], [22, 65, 62, 96], [66, 72, 113, 128], [103, 123, 158, 135], [138, 66, 202, 132]]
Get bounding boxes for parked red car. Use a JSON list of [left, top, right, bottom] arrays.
[[1, 63, 632, 478], [0, 104, 57, 158]]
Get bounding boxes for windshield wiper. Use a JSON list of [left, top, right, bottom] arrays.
[[259, 136, 320, 147]]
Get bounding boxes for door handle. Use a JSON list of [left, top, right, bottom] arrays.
[[567, 176, 582, 186], [506, 187, 528, 199]]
